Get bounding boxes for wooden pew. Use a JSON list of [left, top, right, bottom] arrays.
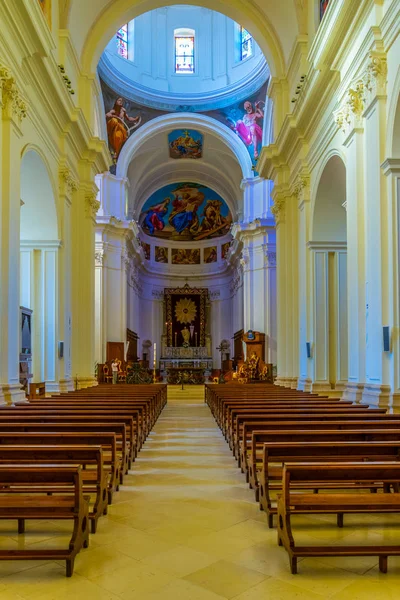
[[0, 445, 107, 533], [237, 414, 400, 469], [8, 407, 144, 449], [0, 415, 136, 467], [277, 461, 400, 574], [249, 429, 400, 498], [258, 438, 400, 526], [0, 432, 119, 505], [0, 464, 89, 576], [0, 421, 130, 469]]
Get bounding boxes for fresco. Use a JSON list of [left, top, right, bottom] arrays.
[[204, 247, 217, 263], [204, 80, 268, 165], [221, 242, 231, 259], [100, 78, 268, 170], [155, 246, 168, 263], [140, 182, 232, 241], [168, 129, 203, 159], [172, 248, 200, 265], [141, 242, 150, 260]]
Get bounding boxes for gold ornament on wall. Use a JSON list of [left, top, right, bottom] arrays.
[[174, 297, 197, 324]]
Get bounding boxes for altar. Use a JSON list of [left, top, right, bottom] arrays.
[[159, 284, 213, 382], [166, 367, 205, 385]]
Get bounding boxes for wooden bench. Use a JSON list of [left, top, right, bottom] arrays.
[[0, 415, 136, 468], [0, 464, 89, 576], [0, 445, 107, 533], [249, 430, 400, 498], [258, 438, 400, 526], [237, 413, 398, 471], [277, 461, 400, 574]]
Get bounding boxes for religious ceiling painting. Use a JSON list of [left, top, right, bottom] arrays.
[[221, 241, 231, 259], [101, 80, 166, 169], [38, 0, 51, 26], [141, 241, 150, 260], [171, 248, 200, 265], [155, 246, 168, 263], [165, 285, 208, 347], [168, 129, 203, 159], [140, 182, 232, 241], [204, 246, 217, 264], [204, 80, 268, 165], [100, 78, 268, 172]]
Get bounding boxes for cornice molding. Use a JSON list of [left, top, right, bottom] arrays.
[[307, 241, 347, 251]]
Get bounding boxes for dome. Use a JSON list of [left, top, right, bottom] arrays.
[[99, 5, 269, 112]]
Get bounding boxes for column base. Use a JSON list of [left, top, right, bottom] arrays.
[[274, 376, 287, 387], [310, 381, 343, 398], [0, 383, 28, 405], [391, 391, 400, 411], [342, 382, 364, 403], [297, 377, 313, 392], [58, 378, 75, 393], [361, 383, 392, 409], [75, 377, 98, 390]]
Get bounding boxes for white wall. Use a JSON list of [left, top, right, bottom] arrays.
[[103, 6, 264, 95]]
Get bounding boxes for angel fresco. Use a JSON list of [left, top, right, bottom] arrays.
[[106, 97, 142, 161], [233, 100, 264, 160]]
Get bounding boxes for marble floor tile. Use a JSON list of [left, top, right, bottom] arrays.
[[1, 385, 399, 600]]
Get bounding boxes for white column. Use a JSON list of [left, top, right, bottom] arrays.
[[0, 69, 26, 404], [382, 159, 400, 407], [233, 220, 276, 363]]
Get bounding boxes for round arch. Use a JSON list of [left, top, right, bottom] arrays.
[[117, 112, 254, 181], [387, 66, 400, 158], [20, 148, 59, 241], [79, 0, 285, 78], [311, 151, 347, 242]]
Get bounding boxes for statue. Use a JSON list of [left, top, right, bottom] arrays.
[[181, 326, 191, 347]]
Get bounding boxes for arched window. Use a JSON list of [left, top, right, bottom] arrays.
[[117, 23, 128, 59], [240, 26, 253, 61], [174, 28, 195, 74]]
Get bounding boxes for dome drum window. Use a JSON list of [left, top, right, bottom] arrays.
[[174, 28, 195, 74]]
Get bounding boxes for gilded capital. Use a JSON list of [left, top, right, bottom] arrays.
[[60, 168, 78, 195], [271, 197, 285, 219], [85, 192, 101, 218], [0, 64, 27, 121]]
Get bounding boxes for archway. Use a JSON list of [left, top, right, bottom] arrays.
[[310, 154, 348, 393], [20, 149, 59, 393]]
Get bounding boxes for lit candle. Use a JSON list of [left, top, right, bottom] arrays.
[[153, 342, 156, 367]]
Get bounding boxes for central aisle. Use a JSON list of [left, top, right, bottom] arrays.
[[0, 386, 399, 599]]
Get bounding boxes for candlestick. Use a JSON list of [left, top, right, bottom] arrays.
[[195, 332, 198, 347], [153, 342, 157, 384], [174, 332, 177, 347]]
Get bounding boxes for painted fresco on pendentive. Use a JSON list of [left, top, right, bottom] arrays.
[[204, 246, 217, 263], [168, 129, 203, 159], [171, 248, 200, 265], [139, 182, 232, 242]]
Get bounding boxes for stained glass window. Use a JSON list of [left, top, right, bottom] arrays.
[[320, 0, 330, 20], [117, 24, 128, 59], [175, 36, 195, 74], [241, 27, 253, 61]]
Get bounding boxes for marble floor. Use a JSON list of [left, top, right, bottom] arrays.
[[1, 385, 400, 599]]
